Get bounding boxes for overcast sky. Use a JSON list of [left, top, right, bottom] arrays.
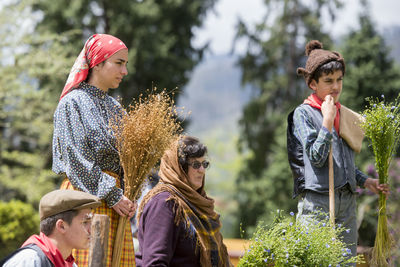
[[193, 0, 400, 55]]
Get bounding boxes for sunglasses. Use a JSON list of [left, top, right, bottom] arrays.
[[188, 160, 210, 169]]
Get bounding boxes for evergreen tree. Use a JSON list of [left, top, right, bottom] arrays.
[[339, 0, 400, 247], [32, 0, 216, 104], [234, 0, 342, 235], [339, 1, 400, 171], [0, 1, 78, 205], [340, 1, 400, 111]]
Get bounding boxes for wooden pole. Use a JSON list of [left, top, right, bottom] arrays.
[[111, 216, 129, 267], [328, 146, 335, 226], [89, 214, 110, 267]]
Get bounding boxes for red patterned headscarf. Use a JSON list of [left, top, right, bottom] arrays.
[[60, 33, 128, 100]]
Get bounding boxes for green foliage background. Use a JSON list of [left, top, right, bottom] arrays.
[[32, 0, 216, 105], [0, 200, 39, 258]]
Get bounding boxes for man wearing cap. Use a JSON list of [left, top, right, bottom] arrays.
[[1, 190, 102, 267]]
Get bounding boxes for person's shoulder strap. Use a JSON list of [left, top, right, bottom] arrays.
[[287, 109, 305, 199], [0, 244, 54, 267]]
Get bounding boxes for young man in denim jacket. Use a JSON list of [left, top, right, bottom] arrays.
[[289, 40, 389, 259]]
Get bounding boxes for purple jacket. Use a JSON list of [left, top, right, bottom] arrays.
[[135, 191, 201, 267]]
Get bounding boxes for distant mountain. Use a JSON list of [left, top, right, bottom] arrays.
[[178, 54, 251, 135]]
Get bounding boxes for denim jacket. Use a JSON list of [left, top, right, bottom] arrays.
[[287, 104, 367, 197]]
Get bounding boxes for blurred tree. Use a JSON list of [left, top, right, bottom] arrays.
[[0, 200, 39, 258], [339, 0, 400, 112], [339, 0, 400, 249], [0, 0, 77, 205], [233, 0, 342, 236], [32, 0, 216, 105], [202, 127, 247, 238], [339, 0, 400, 173]]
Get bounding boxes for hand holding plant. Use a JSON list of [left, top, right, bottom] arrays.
[[360, 94, 400, 267]]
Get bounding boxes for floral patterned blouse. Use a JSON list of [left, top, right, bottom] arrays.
[[52, 82, 124, 207]]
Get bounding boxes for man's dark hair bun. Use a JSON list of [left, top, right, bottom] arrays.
[[305, 40, 323, 56]]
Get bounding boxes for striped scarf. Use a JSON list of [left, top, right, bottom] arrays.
[[137, 141, 231, 267]]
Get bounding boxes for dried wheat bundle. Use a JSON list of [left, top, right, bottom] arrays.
[[115, 90, 182, 200], [111, 90, 182, 267]]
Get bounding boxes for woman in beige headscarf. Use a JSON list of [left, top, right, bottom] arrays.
[[135, 136, 231, 267]]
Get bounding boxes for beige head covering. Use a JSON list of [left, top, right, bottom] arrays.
[[137, 139, 231, 267], [40, 189, 101, 220]]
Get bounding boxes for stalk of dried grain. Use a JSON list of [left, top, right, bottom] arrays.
[[111, 91, 182, 267]]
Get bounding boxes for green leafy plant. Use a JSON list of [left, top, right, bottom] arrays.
[[360, 95, 400, 266], [0, 200, 39, 258], [238, 211, 361, 266]]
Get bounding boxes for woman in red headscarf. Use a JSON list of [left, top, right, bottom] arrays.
[[52, 34, 136, 266]]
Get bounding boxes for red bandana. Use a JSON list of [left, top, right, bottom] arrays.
[[22, 232, 75, 267], [60, 33, 128, 100], [304, 93, 341, 134]]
